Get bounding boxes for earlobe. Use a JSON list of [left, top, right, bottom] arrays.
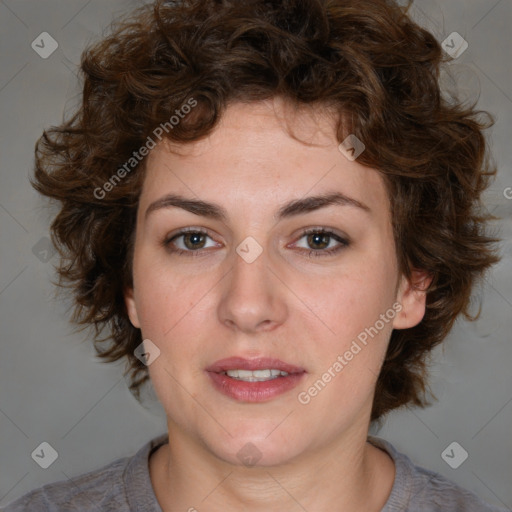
[[124, 287, 141, 328], [392, 269, 433, 330]]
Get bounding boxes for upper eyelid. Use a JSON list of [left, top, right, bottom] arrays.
[[166, 226, 345, 237], [166, 227, 349, 246]]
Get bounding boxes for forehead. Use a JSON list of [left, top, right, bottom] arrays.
[[138, 99, 389, 221]]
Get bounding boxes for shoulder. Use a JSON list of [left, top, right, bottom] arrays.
[[368, 436, 509, 512], [0, 456, 128, 512], [405, 465, 508, 512], [0, 434, 168, 512]]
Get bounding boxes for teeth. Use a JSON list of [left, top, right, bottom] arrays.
[[225, 369, 289, 381]]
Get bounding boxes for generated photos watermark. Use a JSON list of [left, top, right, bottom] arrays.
[[297, 301, 403, 405], [93, 97, 198, 200]]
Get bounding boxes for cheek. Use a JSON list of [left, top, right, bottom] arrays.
[[294, 255, 397, 406], [303, 259, 396, 342], [133, 267, 212, 406], [295, 277, 396, 424], [132, 260, 218, 396], [132, 246, 208, 336]]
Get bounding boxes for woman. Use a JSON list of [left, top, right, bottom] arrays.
[[2, 0, 507, 510]]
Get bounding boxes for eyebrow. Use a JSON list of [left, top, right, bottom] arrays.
[[145, 191, 371, 222]]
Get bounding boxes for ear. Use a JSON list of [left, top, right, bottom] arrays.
[[392, 269, 433, 330], [124, 286, 141, 329]]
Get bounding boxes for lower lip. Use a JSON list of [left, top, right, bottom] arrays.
[[206, 371, 306, 402]]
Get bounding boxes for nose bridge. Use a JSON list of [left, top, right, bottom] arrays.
[[230, 234, 272, 302], [218, 233, 286, 332]]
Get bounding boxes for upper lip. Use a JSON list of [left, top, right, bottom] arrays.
[[206, 357, 306, 374]]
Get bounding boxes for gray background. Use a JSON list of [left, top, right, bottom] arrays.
[[0, 0, 511, 509]]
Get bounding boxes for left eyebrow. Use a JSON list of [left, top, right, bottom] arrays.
[[144, 191, 371, 222]]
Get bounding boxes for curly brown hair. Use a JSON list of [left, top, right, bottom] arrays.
[[32, 0, 501, 423]]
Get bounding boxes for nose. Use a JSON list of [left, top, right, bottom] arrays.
[[217, 238, 288, 334]]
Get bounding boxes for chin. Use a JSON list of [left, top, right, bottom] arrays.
[[204, 426, 307, 468]]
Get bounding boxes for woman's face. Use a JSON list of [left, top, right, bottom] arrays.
[[125, 98, 428, 466]]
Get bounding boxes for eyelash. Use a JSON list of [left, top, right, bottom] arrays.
[[163, 227, 350, 259]]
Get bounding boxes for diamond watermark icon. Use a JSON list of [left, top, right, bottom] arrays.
[[236, 236, 263, 264], [441, 441, 468, 469], [31, 32, 59, 59], [441, 32, 468, 59], [32, 236, 57, 263], [31, 442, 59, 469], [338, 134, 365, 161], [134, 339, 161, 366], [236, 442, 263, 466]]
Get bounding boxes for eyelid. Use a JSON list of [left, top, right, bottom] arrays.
[[165, 226, 212, 239], [294, 226, 350, 242], [288, 227, 350, 256], [163, 227, 219, 248], [163, 226, 350, 258]]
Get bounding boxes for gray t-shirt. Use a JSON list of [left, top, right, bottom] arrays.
[[1, 433, 508, 511]]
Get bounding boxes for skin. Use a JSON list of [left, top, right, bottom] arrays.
[[124, 97, 432, 512]]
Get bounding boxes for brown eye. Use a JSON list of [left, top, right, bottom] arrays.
[[294, 228, 350, 258], [182, 232, 207, 250], [306, 232, 330, 250], [163, 228, 218, 257]]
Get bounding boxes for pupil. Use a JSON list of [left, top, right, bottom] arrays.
[[185, 233, 205, 249], [309, 233, 329, 250]]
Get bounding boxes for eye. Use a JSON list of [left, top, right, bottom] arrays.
[[163, 228, 219, 257], [292, 228, 350, 258], [162, 227, 350, 258]]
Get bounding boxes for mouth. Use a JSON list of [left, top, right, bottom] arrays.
[[205, 357, 306, 402]]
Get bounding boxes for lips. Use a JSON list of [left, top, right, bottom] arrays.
[[205, 356, 306, 402], [205, 357, 305, 374]]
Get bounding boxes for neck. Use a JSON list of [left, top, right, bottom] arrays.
[[149, 419, 395, 512]]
